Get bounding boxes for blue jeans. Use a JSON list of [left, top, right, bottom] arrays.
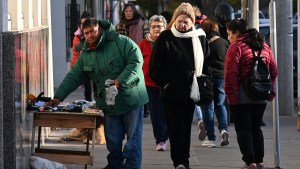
[[104, 106, 143, 169], [194, 105, 203, 121], [147, 86, 168, 144], [201, 78, 228, 141]]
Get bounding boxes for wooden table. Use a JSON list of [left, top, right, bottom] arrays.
[[31, 111, 101, 169]]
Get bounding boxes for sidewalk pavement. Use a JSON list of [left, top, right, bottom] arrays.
[[42, 88, 300, 169]]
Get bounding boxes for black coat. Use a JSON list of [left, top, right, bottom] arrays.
[[206, 31, 229, 78], [149, 30, 210, 102]]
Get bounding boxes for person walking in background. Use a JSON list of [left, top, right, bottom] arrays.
[[115, 2, 149, 44], [192, 5, 206, 142], [214, 2, 235, 126], [199, 18, 230, 148], [225, 18, 278, 169], [70, 11, 97, 102], [193, 6, 207, 29], [46, 17, 148, 169], [194, 104, 206, 141], [138, 15, 169, 151], [149, 3, 210, 169], [215, 2, 235, 40]]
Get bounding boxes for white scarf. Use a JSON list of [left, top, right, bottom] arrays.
[[171, 23, 206, 102]]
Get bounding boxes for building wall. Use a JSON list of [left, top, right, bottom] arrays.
[[51, 0, 69, 87]]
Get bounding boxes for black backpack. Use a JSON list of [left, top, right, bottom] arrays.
[[243, 49, 272, 100]]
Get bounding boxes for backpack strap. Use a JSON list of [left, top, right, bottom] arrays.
[[208, 36, 220, 44], [251, 48, 262, 58]]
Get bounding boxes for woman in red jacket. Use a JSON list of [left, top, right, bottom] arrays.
[[70, 11, 96, 101], [224, 18, 278, 169], [138, 15, 169, 151]]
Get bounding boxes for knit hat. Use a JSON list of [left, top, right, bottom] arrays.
[[173, 3, 195, 23]]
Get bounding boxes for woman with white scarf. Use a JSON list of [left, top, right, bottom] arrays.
[[138, 15, 169, 152], [149, 3, 210, 169]]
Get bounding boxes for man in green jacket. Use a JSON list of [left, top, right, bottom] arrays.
[[46, 18, 148, 169]]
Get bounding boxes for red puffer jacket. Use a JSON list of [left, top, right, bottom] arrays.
[[224, 34, 278, 105]]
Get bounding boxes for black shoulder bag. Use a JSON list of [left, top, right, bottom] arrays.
[[175, 38, 214, 106]]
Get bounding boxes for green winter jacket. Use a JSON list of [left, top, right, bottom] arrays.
[[54, 20, 148, 116]]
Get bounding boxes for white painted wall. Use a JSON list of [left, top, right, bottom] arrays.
[[51, 0, 68, 87]]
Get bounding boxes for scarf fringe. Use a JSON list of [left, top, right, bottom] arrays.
[[190, 75, 200, 101]]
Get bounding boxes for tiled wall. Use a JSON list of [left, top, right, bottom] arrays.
[[0, 28, 49, 169]]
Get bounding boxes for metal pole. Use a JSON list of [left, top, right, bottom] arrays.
[[110, 0, 120, 26], [276, 0, 294, 116], [247, 0, 259, 30], [269, 2, 282, 168], [92, 0, 102, 19], [297, 0, 300, 131], [241, 0, 247, 20]]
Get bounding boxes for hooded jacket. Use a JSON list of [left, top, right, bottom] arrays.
[[54, 20, 149, 115]]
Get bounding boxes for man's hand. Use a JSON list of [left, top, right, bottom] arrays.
[[44, 98, 61, 107], [114, 79, 120, 88]]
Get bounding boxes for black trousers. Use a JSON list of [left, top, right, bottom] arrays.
[[230, 103, 267, 165], [163, 100, 195, 168], [83, 78, 97, 101]]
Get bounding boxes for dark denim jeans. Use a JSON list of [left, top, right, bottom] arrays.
[[147, 86, 168, 144], [104, 106, 143, 169], [230, 103, 267, 165], [201, 78, 228, 141]]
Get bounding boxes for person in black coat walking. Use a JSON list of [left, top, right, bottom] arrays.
[[149, 3, 210, 169]]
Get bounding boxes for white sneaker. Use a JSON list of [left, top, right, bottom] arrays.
[[156, 141, 167, 151], [220, 130, 229, 146], [201, 140, 216, 148], [175, 164, 186, 169]]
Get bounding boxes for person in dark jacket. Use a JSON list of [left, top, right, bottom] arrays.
[[225, 18, 278, 169], [199, 18, 230, 148], [215, 2, 235, 40], [115, 2, 149, 44], [149, 3, 210, 169], [46, 18, 148, 169]]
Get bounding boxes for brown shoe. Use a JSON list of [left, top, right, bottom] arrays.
[[198, 120, 206, 140]]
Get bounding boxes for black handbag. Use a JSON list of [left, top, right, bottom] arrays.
[[175, 38, 214, 106], [195, 75, 214, 106]]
